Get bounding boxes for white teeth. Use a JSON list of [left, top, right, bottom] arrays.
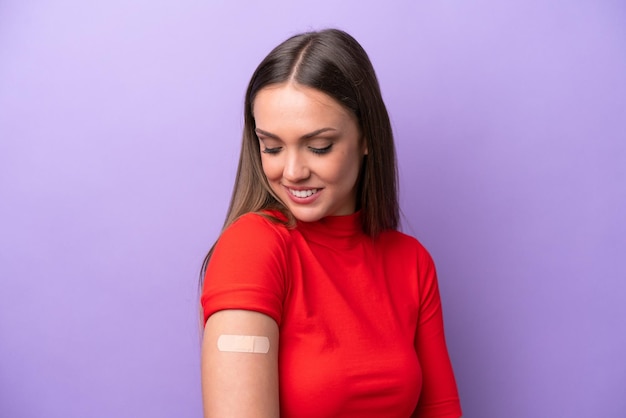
[[289, 188, 318, 198]]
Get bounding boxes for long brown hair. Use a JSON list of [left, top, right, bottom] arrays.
[[200, 28, 398, 279]]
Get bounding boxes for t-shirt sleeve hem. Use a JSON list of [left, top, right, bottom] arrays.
[[203, 302, 281, 327]]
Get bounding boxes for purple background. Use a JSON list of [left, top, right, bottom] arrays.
[[1, 1, 624, 417]]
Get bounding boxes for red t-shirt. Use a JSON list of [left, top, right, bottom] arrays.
[[201, 211, 461, 418]]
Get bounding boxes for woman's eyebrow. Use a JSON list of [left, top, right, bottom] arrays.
[[255, 127, 337, 140]]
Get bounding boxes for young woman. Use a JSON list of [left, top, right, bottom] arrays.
[[200, 29, 462, 418]]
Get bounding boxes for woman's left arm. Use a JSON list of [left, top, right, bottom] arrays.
[[411, 248, 462, 418]]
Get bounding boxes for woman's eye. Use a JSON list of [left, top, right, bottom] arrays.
[[262, 146, 282, 154], [309, 144, 333, 154]]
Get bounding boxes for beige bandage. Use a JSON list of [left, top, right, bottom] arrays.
[[217, 334, 270, 354]]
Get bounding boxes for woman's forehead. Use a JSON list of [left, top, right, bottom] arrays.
[[253, 83, 356, 131]]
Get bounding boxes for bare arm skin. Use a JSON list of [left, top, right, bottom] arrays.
[[201, 309, 280, 418]]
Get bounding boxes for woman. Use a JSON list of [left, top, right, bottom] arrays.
[[200, 29, 462, 418]]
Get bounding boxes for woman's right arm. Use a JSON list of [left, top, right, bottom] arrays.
[[201, 309, 280, 418]]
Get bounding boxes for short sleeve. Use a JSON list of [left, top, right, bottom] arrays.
[[201, 213, 288, 326], [412, 245, 462, 418]]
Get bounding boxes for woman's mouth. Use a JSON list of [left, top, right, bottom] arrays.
[[288, 188, 319, 198]]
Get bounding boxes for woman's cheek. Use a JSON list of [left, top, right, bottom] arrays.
[[261, 158, 282, 182]]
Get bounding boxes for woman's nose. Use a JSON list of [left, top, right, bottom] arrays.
[[283, 150, 310, 182]]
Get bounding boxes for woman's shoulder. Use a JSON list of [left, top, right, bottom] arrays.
[[379, 228, 423, 249], [222, 210, 292, 242], [209, 211, 293, 277], [379, 228, 433, 260]]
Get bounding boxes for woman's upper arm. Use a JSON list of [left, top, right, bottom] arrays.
[[412, 246, 462, 418], [201, 309, 280, 418]]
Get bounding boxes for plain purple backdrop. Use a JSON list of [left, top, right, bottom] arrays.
[[1, 1, 624, 417]]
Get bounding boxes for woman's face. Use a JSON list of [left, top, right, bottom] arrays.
[[253, 83, 367, 223]]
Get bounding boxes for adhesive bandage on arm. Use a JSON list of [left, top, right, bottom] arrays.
[[217, 334, 271, 354]]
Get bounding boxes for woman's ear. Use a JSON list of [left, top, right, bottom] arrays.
[[362, 137, 368, 155]]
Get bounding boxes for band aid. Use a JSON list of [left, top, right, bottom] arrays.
[[217, 334, 270, 354]]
